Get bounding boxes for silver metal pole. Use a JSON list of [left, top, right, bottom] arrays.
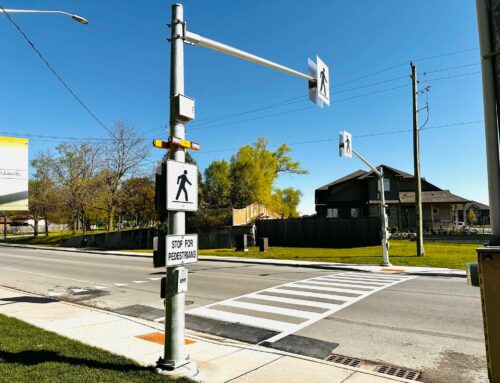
[[184, 31, 314, 81], [351, 148, 382, 177], [378, 168, 391, 266], [160, 2, 188, 371], [476, 0, 500, 244], [351, 149, 390, 266]]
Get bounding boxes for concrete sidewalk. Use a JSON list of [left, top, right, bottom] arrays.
[[0, 286, 419, 383], [0, 242, 467, 277]]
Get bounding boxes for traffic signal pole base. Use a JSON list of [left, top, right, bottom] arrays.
[[380, 262, 392, 267], [155, 358, 198, 378]]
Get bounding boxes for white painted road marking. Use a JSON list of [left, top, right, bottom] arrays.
[[70, 288, 88, 293], [48, 292, 65, 297], [187, 271, 415, 344]]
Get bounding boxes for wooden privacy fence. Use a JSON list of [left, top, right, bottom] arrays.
[[232, 202, 281, 226], [256, 217, 381, 248]]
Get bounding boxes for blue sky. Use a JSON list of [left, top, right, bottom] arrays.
[[0, 0, 485, 214]]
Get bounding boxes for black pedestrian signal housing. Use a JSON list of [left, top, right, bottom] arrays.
[[153, 235, 166, 268]]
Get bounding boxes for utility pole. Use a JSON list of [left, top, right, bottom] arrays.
[[156, 3, 190, 373], [411, 62, 424, 256]]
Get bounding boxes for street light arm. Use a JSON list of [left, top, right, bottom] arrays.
[[2, 9, 88, 24]]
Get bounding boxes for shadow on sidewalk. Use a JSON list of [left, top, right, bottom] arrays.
[[0, 296, 55, 304]]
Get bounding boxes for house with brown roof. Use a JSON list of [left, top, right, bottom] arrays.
[[315, 165, 470, 231]]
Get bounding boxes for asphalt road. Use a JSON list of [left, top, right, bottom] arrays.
[[0, 245, 488, 383]]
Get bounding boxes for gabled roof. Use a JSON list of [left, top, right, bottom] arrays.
[[359, 164, 413, 179], [399, 190, 469, 204], [466, 201, 489, 210], [316, 169, 367, 190]]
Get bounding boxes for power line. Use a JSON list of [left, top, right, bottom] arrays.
[[7, 69, 479, 144], [0, 5, 111, 137], [185, 50, 480, 130], [0, 5, 158, 165], [11, 120, 484, 165], [189, 84, 412, 132], [189, 70, 479, 132], [422, 62, 480, 75], [196, 120, 484, 155], [423, 71, 481, 83], [3, 70, 481, 144]]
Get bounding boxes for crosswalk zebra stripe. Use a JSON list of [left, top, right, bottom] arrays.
[[311, 278, 376, 290], [219, 300, 322, 320], [342, 273, 408, 281], [246, 293, 341, 310], [318, 277, 387, 286], [288, 282, 366, 295], [332, 275, 400, 283], [344, 272, 408, 280], [188, 307, 297, 332], [263, 275, 416, 344], [267, 287, 352, 301], [301, 279, 374, 291], [187, 272, 416, 344]]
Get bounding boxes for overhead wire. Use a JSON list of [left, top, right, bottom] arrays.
[[194, 120, 484, 155], [0, 4, 158, 165], [185, 48, 480, 129], [0, 10, 480, 165]]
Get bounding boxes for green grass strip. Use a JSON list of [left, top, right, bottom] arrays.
[[0, 314, 192, 383]]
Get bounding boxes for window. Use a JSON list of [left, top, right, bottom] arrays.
[[350, 208, 360, 218], [377, 178, 391, 192], [327, 208, 338, 218]]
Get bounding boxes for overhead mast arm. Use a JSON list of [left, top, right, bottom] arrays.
[[183, 30, 315, 81]]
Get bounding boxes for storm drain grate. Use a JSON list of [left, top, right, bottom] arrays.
[[325, 353, 361, 368], [376, 365, 420, 380]]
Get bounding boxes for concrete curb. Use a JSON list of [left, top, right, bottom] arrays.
[[0, 242, 466, 278], [0, 242, 152, 259]]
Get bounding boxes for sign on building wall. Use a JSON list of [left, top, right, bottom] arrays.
[[0, 137, 28, 211]]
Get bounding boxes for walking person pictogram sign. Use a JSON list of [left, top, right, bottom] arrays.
[[166, 160, 198, 211], [316, 56, 330, 107]]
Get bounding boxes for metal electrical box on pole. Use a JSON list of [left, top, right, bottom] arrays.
[[476, 248, 500, 382]]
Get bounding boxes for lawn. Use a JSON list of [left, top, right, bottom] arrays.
[[3, 231, 76, 246], [2, 229, 125, 247], [0, 314, 192, 383], [200, 240, 479, 270], [5, 233, 479, 269]]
